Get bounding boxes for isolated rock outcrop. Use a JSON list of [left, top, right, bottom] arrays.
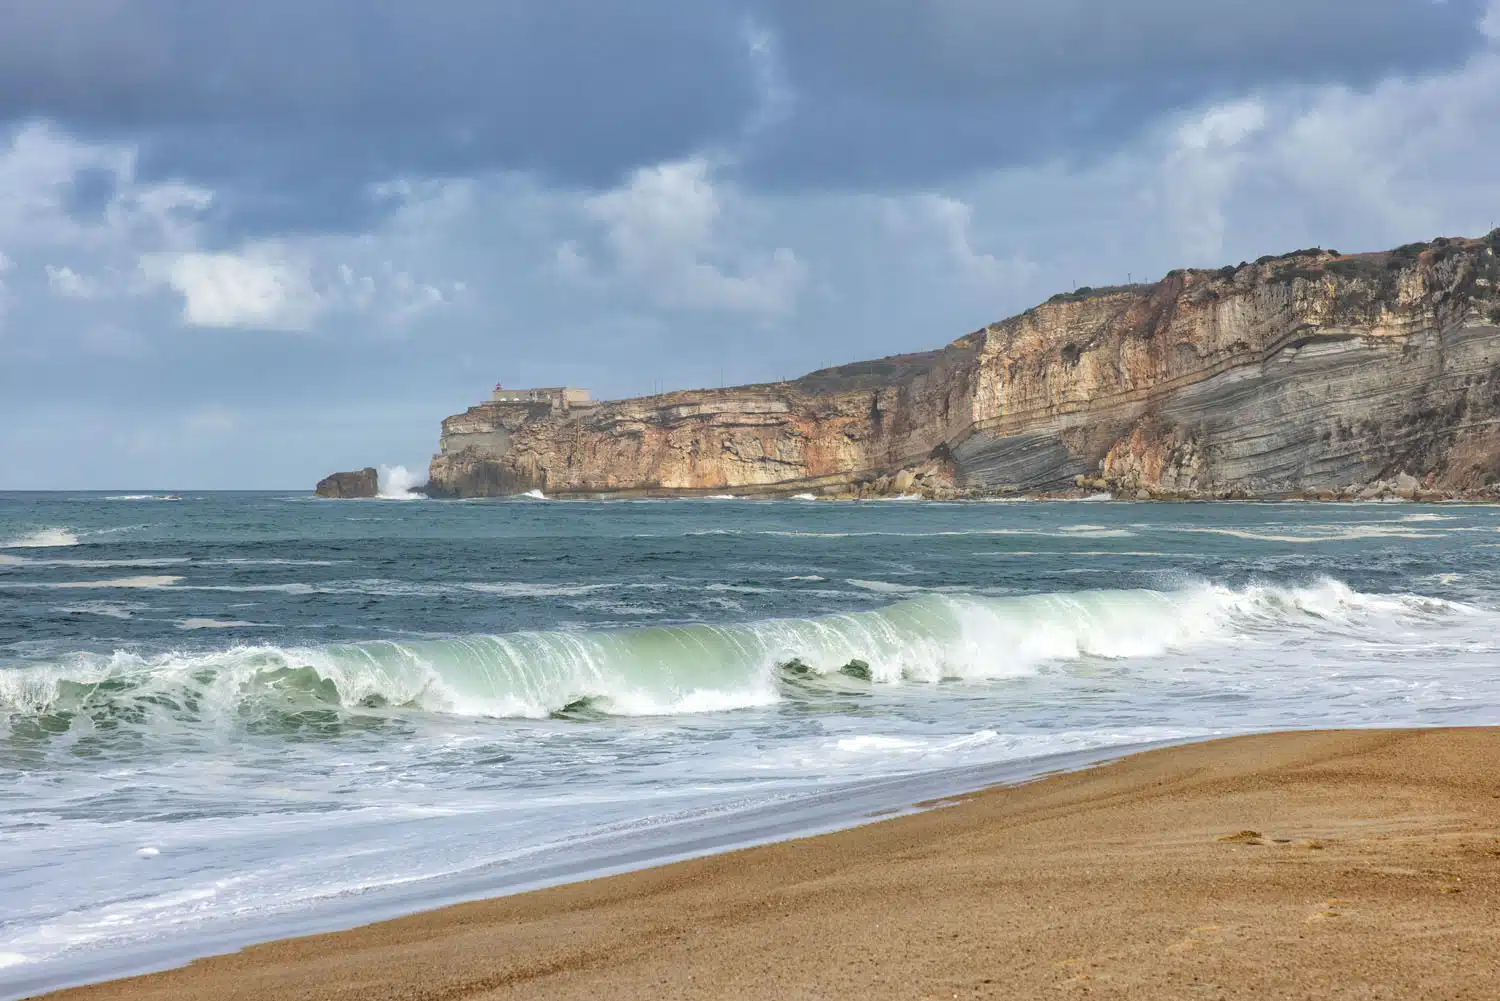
[[428, 231, 1500, 499], [315, 467, 379, 499]]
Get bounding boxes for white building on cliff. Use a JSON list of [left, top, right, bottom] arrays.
[[490, 385, 596, 413]]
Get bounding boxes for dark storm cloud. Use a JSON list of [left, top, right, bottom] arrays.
[[0, 0, 1488, 219], [0, 0, 759, 230], [762, 1, 1485, 100], [744, 0, 1491, 186]]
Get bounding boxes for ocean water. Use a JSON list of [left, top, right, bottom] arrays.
[[3, 492, 1500, 995]]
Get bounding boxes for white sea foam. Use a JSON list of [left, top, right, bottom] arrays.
[[17, 576, 183, 590], [764, 530, 852, 538], [176, 619, 258, 630], [466, 582, 611, 598], [186, 582, 318, 595], [105, 495, 182, 502], [791, 493, 818, 501], [1058, 524, 1136, 538], [1175, 524, 1447, 543], [200, 558, 340, 567], [2, 527, 80, 549], [565, 598, 665, 616], [0, 556, 187, 569], [845, 579, 923, 594], [831, 730, 1001, 758], [519, 489, 548, 501], [698, 527, 1153, 541], [177, 579, 644, 599], [377, 465, 426, 500], [981, 550, 1182, 559]]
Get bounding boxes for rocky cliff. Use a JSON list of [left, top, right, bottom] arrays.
[[426, 231, 1500, 500]]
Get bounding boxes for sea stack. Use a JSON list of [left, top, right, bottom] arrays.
[[315, 467, 379, 499]]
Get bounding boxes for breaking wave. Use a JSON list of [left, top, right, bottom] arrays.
[[0, 580, 1471, 732], [377, 466, 425, 500], [2, 527, 80, 549]]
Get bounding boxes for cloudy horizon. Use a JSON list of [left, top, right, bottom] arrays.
[[2, 0, 1499, 488]]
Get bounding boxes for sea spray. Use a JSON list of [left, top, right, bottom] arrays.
[[377, 465, 426, 500]]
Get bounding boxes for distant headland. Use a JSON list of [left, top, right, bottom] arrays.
[[320, 230, 1500, 501]]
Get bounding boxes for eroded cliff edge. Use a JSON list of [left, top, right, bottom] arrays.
[[427, 231, 1500, 500]]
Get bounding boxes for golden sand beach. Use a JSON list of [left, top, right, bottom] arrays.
[[39, 728, 1500, 1001]]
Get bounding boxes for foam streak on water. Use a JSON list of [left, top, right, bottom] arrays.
[[2, 493, 1500, 997]]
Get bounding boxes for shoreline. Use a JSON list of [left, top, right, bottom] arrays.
[[5, 742, 1171, 1001], [28, 727, 1500, 1000]]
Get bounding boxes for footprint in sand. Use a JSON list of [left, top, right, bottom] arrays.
[[1305, 898, 1352, 923], [1165, 925, 1224, 954]]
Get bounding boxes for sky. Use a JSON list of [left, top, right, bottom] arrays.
[[2, 1, 1499, 488]]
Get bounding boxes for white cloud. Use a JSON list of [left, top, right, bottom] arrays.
[[1, 123, 459, 337], [45, 264, 99, 298], [0, 121, 210, 254], [141, 250, 322, 330], [1483, 0, 1500, 43], [1160, 99, 1268, 258], [884, 194, 1036, 290], [1266, 56, 1500, 238], [564, 157, 807, 315], [138, 247, 458, 332], [1159, 49, 1500, 258]]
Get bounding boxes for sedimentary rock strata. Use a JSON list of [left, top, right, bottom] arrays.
[[424, 232, 1500, 500]]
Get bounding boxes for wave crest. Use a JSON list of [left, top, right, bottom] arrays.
[[0, 580, 1468, 731], [2, 527, 80, 549]]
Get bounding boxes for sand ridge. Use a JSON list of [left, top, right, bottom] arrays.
[[35, 728, 1500, 1000]]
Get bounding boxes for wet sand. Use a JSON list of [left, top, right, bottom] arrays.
[[38, 728, 1500, 1000]]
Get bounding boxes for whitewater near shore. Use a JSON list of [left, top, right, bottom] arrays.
[[2, 492, 1500, 995]]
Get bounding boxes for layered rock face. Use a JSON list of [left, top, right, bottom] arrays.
[[427, 232, 1500, 499], [315, 467, 379, 499]]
